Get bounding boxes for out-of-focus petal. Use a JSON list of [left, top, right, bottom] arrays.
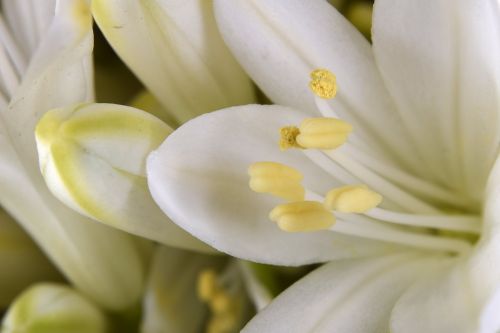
[[92, 0, 254, 125]]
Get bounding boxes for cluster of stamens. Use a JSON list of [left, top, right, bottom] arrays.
[[197, 269, 241, 333], [248, 69, 382, 233]]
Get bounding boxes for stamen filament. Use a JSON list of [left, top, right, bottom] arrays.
[[323, 150, 441, 214], [365, 207, 480, 234], [305, 190, 474, 253], [332, 217, 471, 254], [343, 143, 473, 209]]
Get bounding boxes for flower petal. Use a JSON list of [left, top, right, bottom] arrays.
[[243, 252, 443, 333], [35, 103, 212, 253], [141, 246, 225, 333], [92, 0, 254, 126], [147, 105, 410, 266], [390, 156, 500, 333], [3, 0, 57, 57], [373, 0, 500, 196], [0, 0, 148, 311], [213, 0, 418, 168]]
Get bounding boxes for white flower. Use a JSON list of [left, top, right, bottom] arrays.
[[146, 0, 500, 331], [0, 0, 148, 310]]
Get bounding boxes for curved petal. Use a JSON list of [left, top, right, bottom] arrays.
[[213, 0, 418, 168], [390, 156, 500, 333], [243, 252, 444, 333], [35, 103, 212, 253], [92, 0, 254, 126], [0, 0, 147, 311], [147, 105, 410, 266], [373, 0, 500, 196]]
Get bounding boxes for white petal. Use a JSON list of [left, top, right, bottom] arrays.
[[0, 0, 148, 311], [35, 103, 212, 253], [3, 0, 56, 57], [148, 105, 410, 266], [2, 283, 107, 333], [213, 0, 418, 168], [141, 246, 225, 333], [390, 156, 500, 333], [243, 252, 443, 333], [373, 0, 500, 196], [92, 0, 254, 126]]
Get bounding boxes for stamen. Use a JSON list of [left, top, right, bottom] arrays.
[[309, 69, 337, 99], [324, 185, 382, 213], [269, 201, 335, 232], [248, 162, 305, 201], [365, 208, 481, 234], [297, 117, 353, 150], [196, 268, 241, 333], [197, 269, 218, 302], [279, 126, 302, 150], [333, 216, 472, 254]]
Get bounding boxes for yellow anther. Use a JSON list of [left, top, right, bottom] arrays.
[[269, 201, 335, 232], [296, 117, 353, 150], [279, 126, 302, 150], [248, 162, 305, 201], [324, 185, 383, 213], [309, 69, 337, 99], [197, 269, 218, 302]]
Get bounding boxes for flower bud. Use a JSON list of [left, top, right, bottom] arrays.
[[2, 283, 107, 333]]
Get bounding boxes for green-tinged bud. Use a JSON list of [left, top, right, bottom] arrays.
[[35, 103, 211, 253], [92, 0, 255, 126], [1, 283, 107, 333]]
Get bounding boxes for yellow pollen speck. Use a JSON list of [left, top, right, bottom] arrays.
[[279, 126, 302, 150], [297, 117, 353, 150], [248, 162, 305, 201], [324, 185, 383, 213], [309, 69, 337, 99], [269, 201, 335, 232]]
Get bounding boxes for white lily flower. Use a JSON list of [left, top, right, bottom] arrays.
[[92, 0, 255, 126], [147, 0, 500, 331], [1, 283, 107, 333], [0, 0, 148, 310]]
